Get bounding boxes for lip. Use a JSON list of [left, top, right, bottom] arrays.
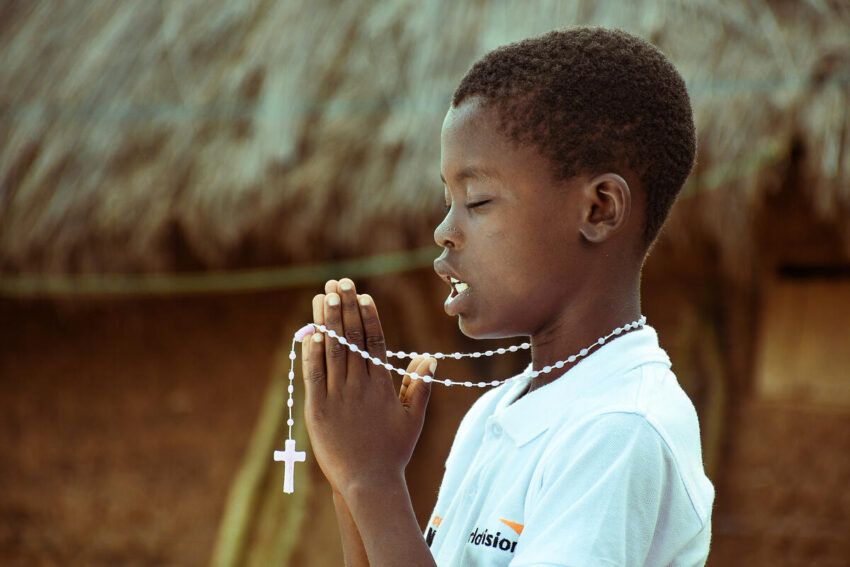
[[434, 256, 471, 316], [433, 256, 461, 286]]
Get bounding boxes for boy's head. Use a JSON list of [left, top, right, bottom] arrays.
[[451, 26, 695, 249], [435, 27, 694, 340]]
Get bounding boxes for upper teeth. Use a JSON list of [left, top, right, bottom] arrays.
[[449, 277, 469, 293]]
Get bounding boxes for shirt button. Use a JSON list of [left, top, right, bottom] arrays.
[[491, 422, 503, 437]]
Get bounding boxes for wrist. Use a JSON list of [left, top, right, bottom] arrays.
[[341, 470, 407, 506], [341, 473, 435, 567]]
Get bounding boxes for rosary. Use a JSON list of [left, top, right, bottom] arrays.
[[274, 315, 647, 493]]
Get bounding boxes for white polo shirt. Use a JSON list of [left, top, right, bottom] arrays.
[[425, 326, 714, 566]]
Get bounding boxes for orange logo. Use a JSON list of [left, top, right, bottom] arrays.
[[499, 518, 524, 535], [432, 516, 443, 527]]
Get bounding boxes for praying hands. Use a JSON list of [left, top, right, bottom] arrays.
[[300, 278, 440, 566], [300, 278, 437, 499]]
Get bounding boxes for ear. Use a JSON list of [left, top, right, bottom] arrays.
[[578, 173, 631, 243]]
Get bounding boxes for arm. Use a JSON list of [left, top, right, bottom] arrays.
[[344, 473, 436, 567], [333, 491, 370, 567], [302, 278, 438, 567], [305, 284, 370, 567]]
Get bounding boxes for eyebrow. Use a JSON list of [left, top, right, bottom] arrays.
[[440, 165, 501, 185]]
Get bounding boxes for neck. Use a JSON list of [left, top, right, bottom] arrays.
[[526, 270, 642, 393]]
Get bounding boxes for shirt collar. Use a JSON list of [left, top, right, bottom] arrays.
[[493, 325, 671, 447]]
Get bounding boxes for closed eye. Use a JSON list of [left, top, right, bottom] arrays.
[[467, 200, 491, 209]]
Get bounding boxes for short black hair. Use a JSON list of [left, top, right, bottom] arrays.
[[453, 27, 696, 248]]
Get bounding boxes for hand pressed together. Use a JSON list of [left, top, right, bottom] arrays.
[[301, 278, 436, 498]]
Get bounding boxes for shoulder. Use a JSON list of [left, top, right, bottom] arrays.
[[539, 411, 669, 474], [537, 404, 714, 526], [517, 411, 712, 566]]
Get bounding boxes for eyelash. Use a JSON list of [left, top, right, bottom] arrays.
[[443, 200, 491, 212]]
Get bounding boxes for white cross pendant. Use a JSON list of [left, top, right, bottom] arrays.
[[274, 439, 306, 494]]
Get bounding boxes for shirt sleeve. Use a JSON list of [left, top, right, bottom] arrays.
[[509, 412, 702, 567]]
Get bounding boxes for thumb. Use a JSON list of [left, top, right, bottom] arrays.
[[406, 358, 435, 422]]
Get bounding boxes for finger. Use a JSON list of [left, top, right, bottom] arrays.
[[301, 330, 311, 387], [402, 358, 435, 423], [399, 355, 424, 402], [358, 294, 389, 373], [338, 279, 368, 382], [313, 293, 326, 326], [324, 279, 339, 295], [323, 292, 346, 392], [304, 331, 327, 401], [304, 294, 325, 377]]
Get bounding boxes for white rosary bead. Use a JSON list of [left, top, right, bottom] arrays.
[[292, 316, 645, 390]]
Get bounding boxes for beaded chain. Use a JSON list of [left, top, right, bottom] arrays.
[[293, 314, 645, 387], [274, 315, 646, 493]]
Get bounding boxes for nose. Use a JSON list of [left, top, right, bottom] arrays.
[[434, 209, 463, 249]]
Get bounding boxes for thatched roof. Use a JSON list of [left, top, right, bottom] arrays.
[[1, 0, 848, 276]]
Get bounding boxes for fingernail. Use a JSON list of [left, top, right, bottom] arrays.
[[429, 360, 437, 374], [359, 294, 371, 306], [312, 333, 323, 343], [340, 280, 353, 291], [328, 293, 340, 306]]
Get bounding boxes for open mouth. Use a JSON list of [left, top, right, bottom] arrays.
[[449, 276, 470, 297]]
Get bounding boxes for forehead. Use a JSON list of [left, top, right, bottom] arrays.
[[440, 98, 556, 188], [440, 98, 504, 163]]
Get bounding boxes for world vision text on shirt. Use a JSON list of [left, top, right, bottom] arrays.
[[466, 523, 521, 554]]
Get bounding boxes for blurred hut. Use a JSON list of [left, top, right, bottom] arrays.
[[1, 1, 848, 566]]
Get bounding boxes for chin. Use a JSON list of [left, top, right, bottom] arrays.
[[457, 315, 515, 341]]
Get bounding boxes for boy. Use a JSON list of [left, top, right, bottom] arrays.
[[301, 27, 714, 566]]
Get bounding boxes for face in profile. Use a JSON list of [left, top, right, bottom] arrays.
[[434, 97, 591, 340]]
